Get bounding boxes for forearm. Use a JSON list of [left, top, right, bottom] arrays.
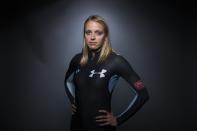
[[64, 74, 75, 104], [116, 88, 149, 125]]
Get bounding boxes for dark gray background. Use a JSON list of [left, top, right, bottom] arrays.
[[1, 0, 196, 130]]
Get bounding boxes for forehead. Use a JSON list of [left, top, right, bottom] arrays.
[[85, 21, 104, 31]]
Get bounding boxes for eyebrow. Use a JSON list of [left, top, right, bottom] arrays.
[[85, 30, 103, 32]]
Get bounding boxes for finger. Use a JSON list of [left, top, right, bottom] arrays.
[[95, 115, 108, 119], [71, 107, 76, 113], [71, 105, 76, 109], [72, 107, 76, 111], [71, 109, 76, 114], [96, 113, 113, 120], [72, 106, 76, 109], [71, 106, 77, 113], [99, 121, 111, 126], [71, 104, 76, 108], [95, 118, 109, 122], [98, 110, 108, 114]]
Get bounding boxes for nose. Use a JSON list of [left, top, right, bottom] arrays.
[[91, 33, 95, 40]]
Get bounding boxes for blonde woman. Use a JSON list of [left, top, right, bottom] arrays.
[[64, 15, 149, 131]]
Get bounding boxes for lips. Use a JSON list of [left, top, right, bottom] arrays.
[[89, 42, 97, 46]]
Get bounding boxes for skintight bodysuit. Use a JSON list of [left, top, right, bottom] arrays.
[[64, 50, 149, 131]]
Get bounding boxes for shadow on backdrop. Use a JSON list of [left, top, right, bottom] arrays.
[[1, 0, 196, 131]]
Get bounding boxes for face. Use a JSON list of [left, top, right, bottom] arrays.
[[84, 21, 105, 51]]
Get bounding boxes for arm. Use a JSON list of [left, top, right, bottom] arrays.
[[64, 54, 79, 104], [114, 55, 150, 126]]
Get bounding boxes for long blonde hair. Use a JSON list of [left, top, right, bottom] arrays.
[[80, 15, 113, 66]]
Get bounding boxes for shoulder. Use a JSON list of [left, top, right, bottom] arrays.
[[109, 51, 129, 64], [72, 53, 82, 61], [109, 52, 136, 77], [108, 51, 135, 73], [70, 52, 82, 65]]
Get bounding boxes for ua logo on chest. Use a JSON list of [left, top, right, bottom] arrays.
[[89, 69, 107, 78]]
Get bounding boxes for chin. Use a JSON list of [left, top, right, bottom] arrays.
[[88, 46, 98, 50]]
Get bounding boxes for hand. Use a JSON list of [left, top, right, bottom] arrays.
[[95, 110, 117, 127], [71, 99, 76, 115], [71, 104, 77, 115]]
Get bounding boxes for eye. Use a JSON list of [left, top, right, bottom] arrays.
[[95, 31, 103, 36], [85, 30, 91, 35]]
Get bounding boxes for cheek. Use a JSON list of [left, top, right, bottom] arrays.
[[98, 36, 105, 43], [85, 36, 90, 42]]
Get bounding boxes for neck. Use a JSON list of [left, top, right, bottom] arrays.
[[88, 47, 101, 60], [89, 46, 102, 54]]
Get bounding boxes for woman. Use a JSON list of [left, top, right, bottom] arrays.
[[64, 15, 149, 131]]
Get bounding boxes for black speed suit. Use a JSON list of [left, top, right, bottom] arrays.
[[64, 50, 149, 131]]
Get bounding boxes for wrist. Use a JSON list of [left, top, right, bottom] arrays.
[[112, 116, 118, 127]]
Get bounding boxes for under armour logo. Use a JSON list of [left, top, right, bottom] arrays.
[[89, 69, 107, 78]]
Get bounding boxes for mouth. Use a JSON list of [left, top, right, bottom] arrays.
[[88, 42, 97, 46]]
